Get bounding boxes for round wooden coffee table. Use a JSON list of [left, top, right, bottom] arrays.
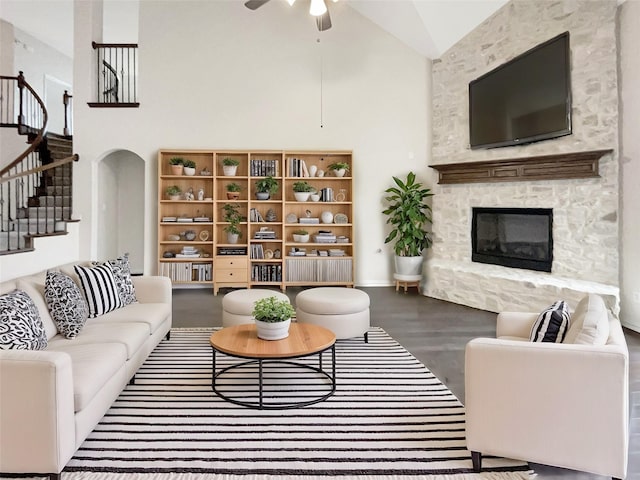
[[210, 323, 336, 409]]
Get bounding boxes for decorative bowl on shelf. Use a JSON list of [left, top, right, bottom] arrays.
[[293, 233, 310, 243]]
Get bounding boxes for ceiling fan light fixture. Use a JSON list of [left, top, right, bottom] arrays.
[[309, 0, 327, 16]]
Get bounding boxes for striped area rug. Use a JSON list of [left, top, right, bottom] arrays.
[[63, 327, 530, 480]]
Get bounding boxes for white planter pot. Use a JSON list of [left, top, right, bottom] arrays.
[[168, 194, 181, 201], [256, 192, 270, 200], [184, 167, 196, 176], [333, 169, 346, 177], [394, 255, 424, 276], [254, 318, 291, 340], [293, 234, 309, 243], [294, 192, 311, 202], [227, 232, 239, 244], [223, 165, 237, 176]]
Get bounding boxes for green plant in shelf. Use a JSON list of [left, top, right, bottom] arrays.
[[222, 203, 242, 237], [223, 158, 240, 166], [292, 181, 314, 192], [165, 185, 181, 196], [226, 182, 242, 192], [169, 157, 184, 165], [255, 176, 279, 195], [293, 229, 308, 235], [252, 296, 295, 323], [223, 223, 242, 236], [327, 162, 349, 172], [182, 159, 196, 168]]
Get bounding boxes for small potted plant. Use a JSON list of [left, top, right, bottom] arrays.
[[292, 181, 314, 202], [183, 159, 197, 176], [292, 229, 309, 243], [169, 157, 184, 175], [222, 158, 240, 176], [255, 176, 279, 200], [165, 185, 182, 200], [252, 296, 295, 340], [328, 162, 349, 177], [226, 182, 242, 200], [223, 203, 242, 243]]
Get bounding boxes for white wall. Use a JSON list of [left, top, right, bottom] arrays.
[[619, 0, 640, 330], [70, 0, 431, 284]]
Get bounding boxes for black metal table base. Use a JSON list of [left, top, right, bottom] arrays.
[[211, 344, 336, 409]]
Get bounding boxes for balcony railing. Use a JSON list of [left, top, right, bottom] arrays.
[[88, 42, 139, 107]]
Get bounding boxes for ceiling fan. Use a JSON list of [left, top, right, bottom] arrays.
[[244, 0, 337, 31]]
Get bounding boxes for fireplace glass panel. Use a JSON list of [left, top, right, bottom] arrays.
[[472, 207, 553, 272]]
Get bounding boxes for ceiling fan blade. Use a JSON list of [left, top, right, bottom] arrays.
[[316, 8, 332, 31], [244, 0, 271, 10]]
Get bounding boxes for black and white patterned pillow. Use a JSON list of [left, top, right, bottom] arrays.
[[530, 300, 571, 343], [44, 271, 89, 338], [74, 263, 123, 318], [0, 290, 48, 350], [92, 253, 137, 306]]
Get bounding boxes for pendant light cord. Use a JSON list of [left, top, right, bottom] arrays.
[[318, 37, 323, 128]]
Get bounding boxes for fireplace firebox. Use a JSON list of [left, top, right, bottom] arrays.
[[471, 207, 553, 272]]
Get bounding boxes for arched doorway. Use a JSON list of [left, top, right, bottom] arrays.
[[97, 150, 144, 274]]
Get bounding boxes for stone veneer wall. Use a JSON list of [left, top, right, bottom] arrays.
[[426, 0, 620, 315]]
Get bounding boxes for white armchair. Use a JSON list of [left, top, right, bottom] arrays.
[[464, 294, 629, 479]]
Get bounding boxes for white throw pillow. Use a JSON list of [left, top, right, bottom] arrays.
[[563, 294, 610, 345]]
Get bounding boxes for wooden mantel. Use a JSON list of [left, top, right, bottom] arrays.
[[429, 149, 614, 185]]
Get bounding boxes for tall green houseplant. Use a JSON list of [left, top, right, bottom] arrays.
[[382, 172, 433, 273]]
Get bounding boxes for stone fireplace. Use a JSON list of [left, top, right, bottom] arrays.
[[426, 1, 620, 315]]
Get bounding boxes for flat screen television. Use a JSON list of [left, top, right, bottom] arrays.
[[469, 31, 572, 150]]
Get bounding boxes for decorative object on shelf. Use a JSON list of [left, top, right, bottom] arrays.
[[382, 171, 433, 277], [317, 169, 325, 177], [255, 175, 278, 200], [321, 211, 334, 224], [334, 213, 348, 224], [183, 159, 197, 176], [310, 193, 320, 202], [328, 162, 349, 177], [226, 182, 242, 200], [274, 248, 281, 259], [163, 251, 175, 258], [266, 208, 277, 222], [222, 157, 240, 176], [199, 230, 210, 241], [200, 167, 212, 176], [309, 165, 318, 177], [293, 181, 314, 202], [166, 185, 182, 200], [183, 230, 197, 241], [320, 187, 333, 202], [184, 188, 195, 201], [167, 234, 180, 241], [293, 229, 310, 243], [264, 249, 274, 259], [335, 188, 347, 202], [305, 209, 312, 218], [251, 296, 295, 341], [198, 188, 205, 201], [286, 212, 298, 224], [169, 157, 184, 175]]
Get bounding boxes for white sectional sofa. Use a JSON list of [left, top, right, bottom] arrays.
[[0, 262, 172, 480]]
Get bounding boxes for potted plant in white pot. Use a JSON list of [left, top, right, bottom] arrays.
[[222, 157, 240, 176], [252, 296, 295, 340], [183, 159, 197, 176], [166, 185, 182, 200], [169, 157, 184, 175], [255, 176, 279, 200], [292, 181, 314, 202], [223, 203, 242, 243], [382, 171, 433, 276], [328, 162, 349, 177], [292, 229, 309, 243]]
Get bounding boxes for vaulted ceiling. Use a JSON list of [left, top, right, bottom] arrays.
[[1, 0, 507, 60]]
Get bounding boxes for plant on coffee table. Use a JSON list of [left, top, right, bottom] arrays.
[[252, 296, 295, 340]]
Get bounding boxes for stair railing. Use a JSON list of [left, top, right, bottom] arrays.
[[89, 42, 139, 107], [63, 90, 73, 136], [0, 71, 47, 252]]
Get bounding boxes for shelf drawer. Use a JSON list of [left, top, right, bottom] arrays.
[[215, 257, 248, 269], [216, 268, 248, 282]]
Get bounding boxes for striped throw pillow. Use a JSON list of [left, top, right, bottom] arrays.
[[530, 300, 571, 343], [74, 263, 123, 318]]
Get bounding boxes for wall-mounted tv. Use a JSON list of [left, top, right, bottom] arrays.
[[469, 31, 572, 150]]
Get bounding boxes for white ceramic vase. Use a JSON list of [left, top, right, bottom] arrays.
[[255, 318, 291, 340], [294, 192, 311, 202], [309, 165, 318, 177], [223, 165, 237, 176], [227, 232, 239, 244], [321, 211, 334, 224], [184, 167, 196, 176]]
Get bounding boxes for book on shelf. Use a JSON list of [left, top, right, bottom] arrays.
[[250, 159, 278, 177], [218, 247, 248, 255], [299, 217, 320, 224]]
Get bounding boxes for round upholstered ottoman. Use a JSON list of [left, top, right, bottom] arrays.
[[295, 287, 370, 342], [222, 289, 290, 327]]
